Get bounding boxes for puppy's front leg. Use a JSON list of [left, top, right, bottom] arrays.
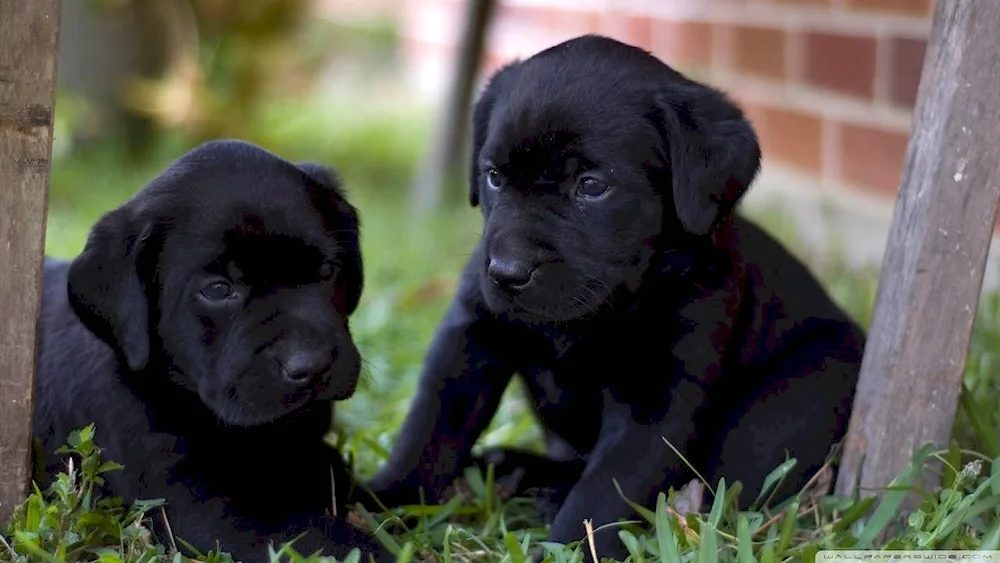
[[546, 381, 706, 562], [365, 296, 515, 507]]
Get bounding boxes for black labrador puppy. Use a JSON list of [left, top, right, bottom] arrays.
[[34, 140, 388, 562], [365, 35, 865, 559]]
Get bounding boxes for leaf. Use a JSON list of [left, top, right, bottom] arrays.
[[97, 461, 124, 474]]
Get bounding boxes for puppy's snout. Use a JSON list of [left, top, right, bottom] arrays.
[[488, 257, 537, 292], [279, 349, 333, 387]]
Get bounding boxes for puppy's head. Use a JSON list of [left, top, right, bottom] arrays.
[[67, 139, 365, 426], [469, 34, 760, 321]]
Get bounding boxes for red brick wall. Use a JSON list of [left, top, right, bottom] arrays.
[[397, 0, 935, 210]]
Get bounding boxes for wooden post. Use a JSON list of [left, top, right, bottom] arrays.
[[0, 0, 63, 524], [835, 0, 1000, 500], [410, 0, 497, 213]]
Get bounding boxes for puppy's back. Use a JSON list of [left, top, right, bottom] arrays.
[[34, 259, 127, 479], [728, 215, 866, 365]]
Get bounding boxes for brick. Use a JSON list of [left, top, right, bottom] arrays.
[[803, 32, 878, 99], [760, 106, 824, 174], [768, 0, 829, 5], [540, 7, 599, 39], [731, 25, 787, 80], [838, 123, 910, 196], [843, 0, 932, 17], [480, 51, 508, 77], [598, 15, 653, 50], [742, 103, 823, 174], [650, 19, 715, 67], [886, 36, 928, 108]]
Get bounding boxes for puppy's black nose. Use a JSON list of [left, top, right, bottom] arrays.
[[281, 350, 332, 386], [488, 257, 536, 291]]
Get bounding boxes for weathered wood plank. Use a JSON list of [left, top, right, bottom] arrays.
[[411, 0, 497, 212], [835, 0, 1000, 500], [0, 0, 62, 524]]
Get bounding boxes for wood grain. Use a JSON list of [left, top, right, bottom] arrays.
[[835, 0, 1000, 500], [0, 0, 62, 524]]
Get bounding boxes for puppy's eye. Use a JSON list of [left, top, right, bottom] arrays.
[[486, 167, 505, 190], [576, 177, 611, 199], [319, 261, 335, 280], [200, 280, 235, 301]]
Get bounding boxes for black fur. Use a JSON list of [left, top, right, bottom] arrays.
[[364, 35, 864, 560], [34, 139, 387, 562]]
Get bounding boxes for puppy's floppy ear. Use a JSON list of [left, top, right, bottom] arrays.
[[653, 79, 761, 236], [67, 203, 155, 372], [468, 61, 522, 207], [298, 162, 364, 316]]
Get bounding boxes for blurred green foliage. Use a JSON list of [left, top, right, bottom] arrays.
[[72, 0, 398, 148]]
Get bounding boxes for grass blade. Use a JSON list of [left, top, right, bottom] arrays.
[[776, 499, 799, 556], [980, 513, 1000, 551], [613, 478, 657, 525], [708, 479, 727, 528], [960, 383, 1000, 459], [753, 459, 797, 509], [395, 541, 415, 563], [832, 496, 877, 533], [441, 525, 453, 563], [943, 440, 962, 490], [856, 443, 935, 548], [618, 530, 645, 563], [992, 456, 1000, 497], [736, 514, 756, 563], [655, 492, 682, 563], [503, 532, 526, 563], [697, 522, 717, 563], [351, 504, 402, 555]]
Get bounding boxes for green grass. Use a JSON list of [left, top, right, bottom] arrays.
[[5, 89, 1000, 562]]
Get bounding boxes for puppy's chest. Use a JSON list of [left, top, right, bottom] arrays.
[[514, 330, 619, 398], [513, 323, 682, 404]]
